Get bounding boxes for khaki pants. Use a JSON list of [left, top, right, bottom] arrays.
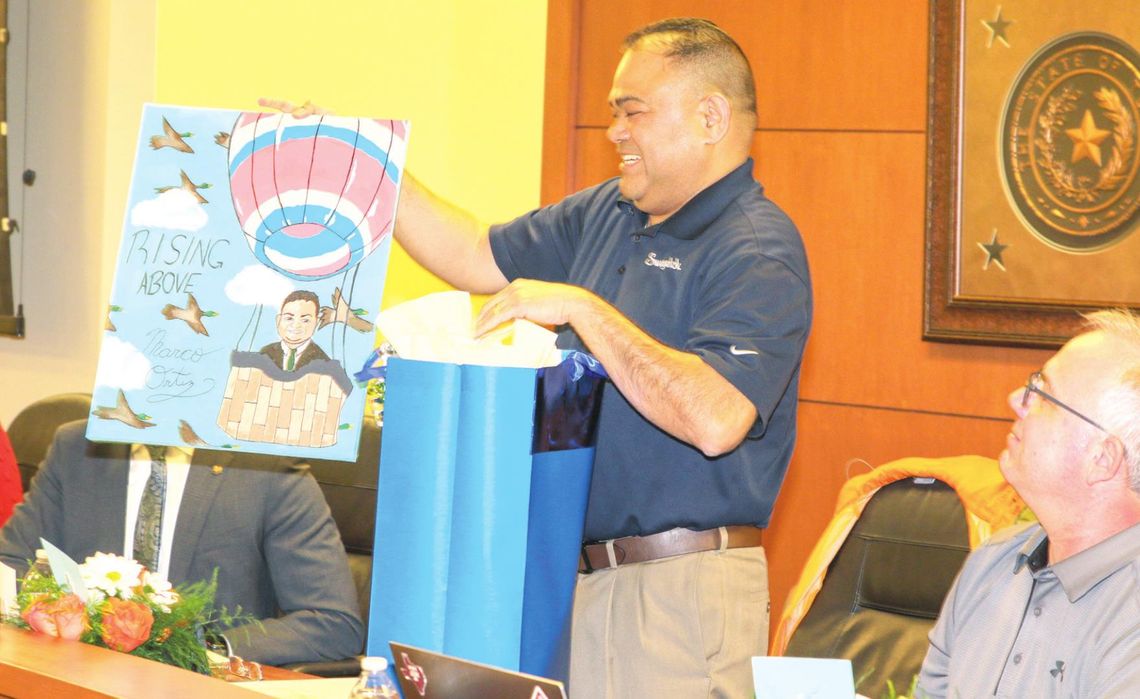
[[569, 546, 768, 699]]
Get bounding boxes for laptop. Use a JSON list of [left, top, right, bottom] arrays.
[[389, 642, 568, 699]]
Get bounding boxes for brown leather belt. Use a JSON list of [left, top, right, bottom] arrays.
[[579, 525, 763, 573]]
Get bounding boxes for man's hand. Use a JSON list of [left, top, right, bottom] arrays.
[[474, 279, 592, 336], [476, 278, 755, 456], [257, 98, 329, 117]]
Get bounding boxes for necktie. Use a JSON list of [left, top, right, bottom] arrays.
[[133, 445, 167, 572], [286, 347, 297, 371]]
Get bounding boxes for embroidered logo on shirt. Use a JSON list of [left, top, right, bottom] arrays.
[[644, 252, 682, 271], [730, 345, 759, 356], [1050, 660, 1065, 681]]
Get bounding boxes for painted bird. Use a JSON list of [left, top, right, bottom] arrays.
[[155, 169, 211, 205], [214, 131, 230, 149], [319, 286, 374, 333], [161, 292, 215, 336], [178, 419, 209, 447], [149, 117, 195, 153], [92, 389, 155, 429], [105, 304, 121, 332]]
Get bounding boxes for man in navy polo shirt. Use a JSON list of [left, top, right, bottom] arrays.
[[269, 16, 811, 698]]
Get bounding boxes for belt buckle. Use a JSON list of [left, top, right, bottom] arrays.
[[579, 542, 595, 574]]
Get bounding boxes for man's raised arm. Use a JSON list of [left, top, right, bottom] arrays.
[[394, 174, 508, 294]]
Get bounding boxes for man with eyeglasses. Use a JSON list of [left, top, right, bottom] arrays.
[[917, 309, 1140, 698]]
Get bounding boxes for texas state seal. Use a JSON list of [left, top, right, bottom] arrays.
[[1000, 32, 1140, 252]]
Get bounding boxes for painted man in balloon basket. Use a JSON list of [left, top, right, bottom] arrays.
[[259, 290, 329, 372]]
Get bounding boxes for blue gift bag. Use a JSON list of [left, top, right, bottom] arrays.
[[367, 352, 604, 684]]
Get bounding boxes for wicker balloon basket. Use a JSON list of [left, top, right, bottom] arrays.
[[217, 352, 352, 447]]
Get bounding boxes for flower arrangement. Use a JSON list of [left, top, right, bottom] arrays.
[[7, 552, 229, 674]]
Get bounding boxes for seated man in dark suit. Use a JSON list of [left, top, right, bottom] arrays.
[[260, 290, 329, 371], [0, 420, 364, 666]]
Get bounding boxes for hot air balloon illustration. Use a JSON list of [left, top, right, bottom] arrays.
[[216, 111, 409, 448], [227, 112, 408, 280]]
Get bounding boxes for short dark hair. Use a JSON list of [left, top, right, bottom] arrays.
[[280, 290, 320, 314], [622, 17, 757, 118]]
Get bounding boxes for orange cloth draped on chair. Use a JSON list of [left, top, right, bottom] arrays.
[[0, 426, 22, 527], [770, 455, 1029, 656]]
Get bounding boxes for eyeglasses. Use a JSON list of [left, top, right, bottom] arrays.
[[1021, 371, 1109, 432]]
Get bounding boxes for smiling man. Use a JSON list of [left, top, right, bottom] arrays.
[[400, 18, 809, 697], [918, 309, 1140, 698], [275, 18, 811, 696], [260, 290, 328, 372]]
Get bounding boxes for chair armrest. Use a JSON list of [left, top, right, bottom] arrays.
[[281, 656, 362, 677]]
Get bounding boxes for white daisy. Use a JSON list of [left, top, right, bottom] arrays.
[[80, 552, 144, 600], [142, 570, 180, 612]]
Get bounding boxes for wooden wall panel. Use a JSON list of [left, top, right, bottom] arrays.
[[572, 127, 617, 190], [575, 0, 927, 131], [754, 129, 1052, 416], [540, 0, 578, 206]]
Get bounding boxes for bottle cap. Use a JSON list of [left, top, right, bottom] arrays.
[[361, 656, 389, 673]]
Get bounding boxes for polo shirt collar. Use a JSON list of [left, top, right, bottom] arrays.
[[615, 158, 757, 240], [1014, 526, 1049, 574], [1015, 521, 1140, 602]]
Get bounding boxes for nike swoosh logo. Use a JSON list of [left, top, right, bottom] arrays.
[[729, 345, 759, 356]]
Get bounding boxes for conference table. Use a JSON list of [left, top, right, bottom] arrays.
[[0, 624, 313, 698]]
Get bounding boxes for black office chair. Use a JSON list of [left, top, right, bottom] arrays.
[[8, 392, 93, 490], [284, 412, 380, 676], [782, 478, 970, 697]]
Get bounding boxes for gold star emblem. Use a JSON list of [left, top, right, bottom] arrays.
[[977, 229, 1009, 271], [1066, 109, 1111, 166], [982, 6, 1013, 48], [211, 464, 224, 475]]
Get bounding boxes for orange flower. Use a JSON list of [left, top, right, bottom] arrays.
[[22, 594, 90, 641], [50, 594, 90, 640], [100, 598, 154, 652], [21, 596, 55, 636]]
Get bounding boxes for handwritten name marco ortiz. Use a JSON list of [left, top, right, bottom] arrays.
[[644, 252, 683, 271]]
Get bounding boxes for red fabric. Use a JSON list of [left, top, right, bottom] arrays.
[[0, 425, 22, 526]]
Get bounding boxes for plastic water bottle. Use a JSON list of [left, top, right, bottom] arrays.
[[349, 656, 400, 698]]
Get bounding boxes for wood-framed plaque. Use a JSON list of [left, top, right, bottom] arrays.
[[924, 0, 1140, 347]]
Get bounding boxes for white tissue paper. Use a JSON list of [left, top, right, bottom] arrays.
[[376, 291, 563, 368]]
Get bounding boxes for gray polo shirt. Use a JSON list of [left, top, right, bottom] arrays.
[[489, 159, 812, 540], [918, 521, 1140, 698]]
